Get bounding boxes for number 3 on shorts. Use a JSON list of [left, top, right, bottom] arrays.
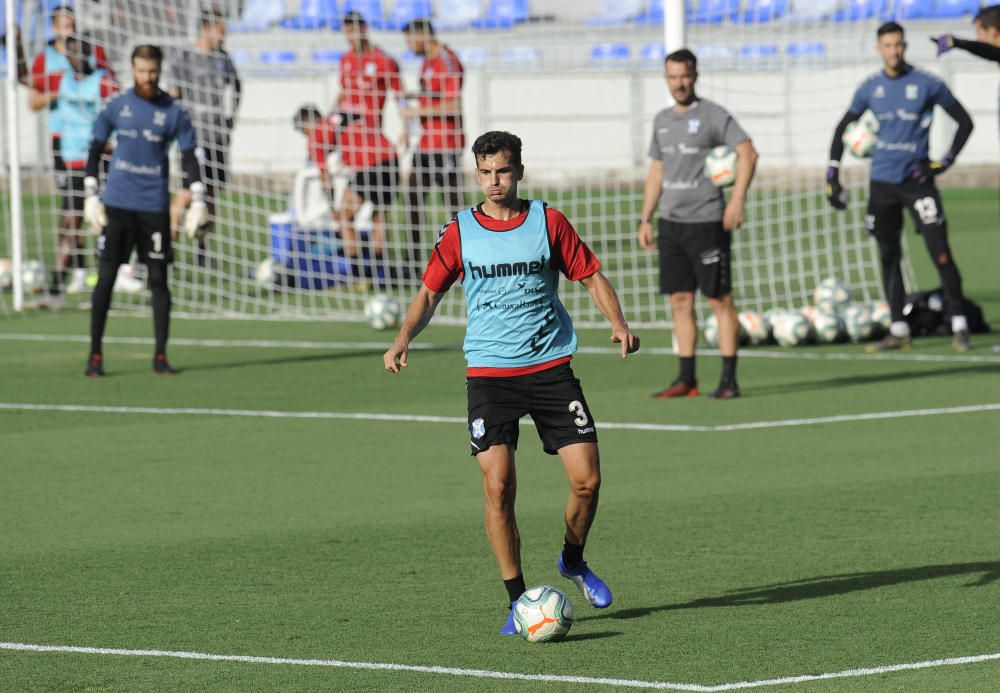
[[568, 400, 589, 427], [913, 197, 939, 225]]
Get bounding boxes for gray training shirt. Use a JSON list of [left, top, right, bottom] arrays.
[[167, 46, 239, 145], [648, 98, 749, 223]]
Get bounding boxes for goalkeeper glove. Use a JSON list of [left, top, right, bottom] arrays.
[[825, 165, 848, 211], [909, 154, 954, 184], [183, 181, 209, 239], [930, 35, 955, 56], [83, 176, 107, 234]]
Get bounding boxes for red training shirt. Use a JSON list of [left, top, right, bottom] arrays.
[[423, 202, 602, 377], [417, 45, 464, 152], [339, 47, 401, 169], [307, 117, 340, 175]]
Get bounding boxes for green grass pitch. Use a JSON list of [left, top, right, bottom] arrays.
[[1, 189, 998, 691]]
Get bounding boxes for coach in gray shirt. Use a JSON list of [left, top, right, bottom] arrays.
[[167, 8, 241, 264], [638, 48, 757, 400]]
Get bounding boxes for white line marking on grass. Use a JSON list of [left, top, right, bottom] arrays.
[[1, 642, 998, 690], [2, 402, 999, 432], [3, 333, 999, 364]]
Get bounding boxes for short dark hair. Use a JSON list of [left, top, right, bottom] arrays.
[[131, 44, 163, 65], [402, 18, 435, 35], [665, 48, 697, 72], [294, 104, 323, 129], [343, 10, 367, 27], [64, 34, 94, 74], [201, 6, 226, 27], [975, 4, 1000, 30], [877, 21, 905, 38], [472, 131, 523, 169], [51, 3, 74, 18]]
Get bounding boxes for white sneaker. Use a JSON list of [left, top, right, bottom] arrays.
[[65, 268, 89, 294], [114, 267, 145, 293]]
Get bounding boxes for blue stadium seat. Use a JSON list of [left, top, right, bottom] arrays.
[[696, 43, 734, 61], [312, 49, 344, 64], [229, 50, 253, 66], [280, 0, 341, 29], [456, 45, 491, 65], [343, 0, 384, 25], [587, 0, 645, 25], [882, 0, 933, 19], [499, 45, 540, 68], [635, 0, 665, 23], [834, 0, 884, 21], [740, 43, 779, 58], [690, 0, 740, 23], [435, 0, 484, 30], [590, 43, 631, 67], [371, 0, 433, 29], [930, 0, 982, 16], [641, 42, 667, 64], [259, 50, 299, 65], [786, 41, 826, 57], [738, 0, 788, 22], [472, 0, 531, 29]]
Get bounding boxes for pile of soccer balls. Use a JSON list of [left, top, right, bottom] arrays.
[[703, 277, 892, 348], [0, 258, 47, 293]]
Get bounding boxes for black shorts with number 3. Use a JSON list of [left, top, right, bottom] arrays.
[[466, 362, 598, 456], [97, 206, 172, 266]]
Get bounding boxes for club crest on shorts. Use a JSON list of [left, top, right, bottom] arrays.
[[471, 418, 486, 439]]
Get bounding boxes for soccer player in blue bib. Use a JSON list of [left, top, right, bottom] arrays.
[[83, 45, 207, 377], [826, 22, 975, 352], [383, 131, 639, 635]]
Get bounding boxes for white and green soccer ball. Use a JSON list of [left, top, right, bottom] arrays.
[[363, 293, 402, 331], [772, 312, 812, 347], [254, 258, 275, 288], [811, 310, 844, 344], [702, 312, 719, 347], [704, 145, 738, 187], [813, 277, 852, 314], [870, 301, 892, 331], [842, 303, 876, 343], [21, 259, 46, 293], [0, 258, 12, 289], [843, 118, 878, 158], [513, 585, 574, 643], [738, 310, 769, 346]]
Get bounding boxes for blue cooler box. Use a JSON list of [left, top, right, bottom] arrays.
[[268, 213, 351, 289]]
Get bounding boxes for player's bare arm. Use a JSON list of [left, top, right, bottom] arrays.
[[723, 139, 758, 231], [580, 271, 640, 358], [638, 159, 663, 249], [384, 285, 444, 372]]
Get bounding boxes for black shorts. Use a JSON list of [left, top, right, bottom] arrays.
[[196, 142, 229, 189], [657, 219, 732, 298], [866, 180, 946, 238], [352, 158, 399, 209], [98, 206, 172, 266], [57, 166, 87, 214], [411, 150, 462, 189], [466, 362, 598, 457]]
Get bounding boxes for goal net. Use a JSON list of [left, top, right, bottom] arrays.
[[5, 0, 983, 327]]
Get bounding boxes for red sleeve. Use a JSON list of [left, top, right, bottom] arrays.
[[31, 54, 47, 91], [384, 54, 402, 94], [93, 44, 114, 77], [100, 75, 118, 98], [440, 52, 463, 99], [308, 130, 327, 174], [421, 219, 463, 293], [546, 207, 601, 281]]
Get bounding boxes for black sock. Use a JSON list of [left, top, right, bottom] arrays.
[[504, 574, 526, 606], [562, 540, 584, 570], [90, 262, 117, 355], [678, 356, 696, 385], [721, 355, 738, 385], [149, 264, 170, 356]]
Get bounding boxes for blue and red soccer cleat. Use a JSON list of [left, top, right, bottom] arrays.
[[558, 556, 613, 608]]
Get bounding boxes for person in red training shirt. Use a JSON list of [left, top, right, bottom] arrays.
[[399, 19, 465, 283], [294, 104, 340, 185], [336, 10, 403, 282]]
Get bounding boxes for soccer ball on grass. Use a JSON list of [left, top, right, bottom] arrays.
[[738, 310, 769, 346], [813, 277, 851, 314], [363, 294, 402, 330], [842, 303, 876, 342], [0, 258, 11, 289], [513, 585, 573, 643], [21, 259, 46, 293], [772, 312, 812, 346]]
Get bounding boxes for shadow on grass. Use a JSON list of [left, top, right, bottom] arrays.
[[581, 561, 1000, 623], [560, 630, 623, 642], [750, 363, 1000, 397], [177, 346, 459, 372]]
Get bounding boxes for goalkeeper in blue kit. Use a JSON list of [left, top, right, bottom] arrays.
[[826, 22, 975, 352], [83, 45, 206, 377]]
